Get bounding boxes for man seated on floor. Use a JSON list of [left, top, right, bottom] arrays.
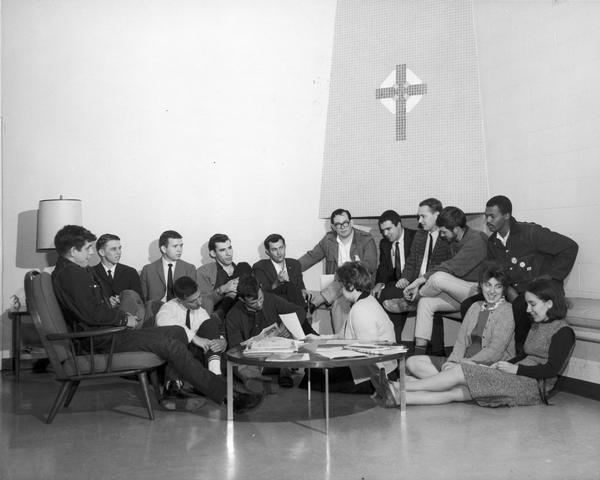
[[253, 233, 308, 308], [298, 208, 377, 333], [371, 210, 416, 343], [396, 207, 488, 355], [140, 230, 196, 321], [52, 225, 261, 412], [196, 233, 252, 321], [226, 275, 312, 390], [461, 195, 579, 355], [156, 276, 226, 380], [92, 233, 145, 320]]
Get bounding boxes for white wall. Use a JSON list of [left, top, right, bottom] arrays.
[[473, 0, 600, 299], [1, 0, 337, 358]]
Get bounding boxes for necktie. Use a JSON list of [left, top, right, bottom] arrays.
[[107, 269, 113, 282], [167, 263, 174, 301], [426, 233, 434, 271], [394, 241, 402, 280], [185, 309, 191, 329]]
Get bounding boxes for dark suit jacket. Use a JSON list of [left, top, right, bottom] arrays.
[[253, 258, 305, 291], [375, 228, 416, 285], [92, 262, 144, 300], [140, 258, 196, 302], [400, 229, 452, 283]]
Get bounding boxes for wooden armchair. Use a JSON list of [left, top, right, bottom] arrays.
[[24, 271, 165, 423]]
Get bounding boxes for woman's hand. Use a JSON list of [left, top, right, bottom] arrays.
[[491, 361, 518, 374]]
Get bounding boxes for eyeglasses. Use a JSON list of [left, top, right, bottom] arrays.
[[332, 221, 350, 229]]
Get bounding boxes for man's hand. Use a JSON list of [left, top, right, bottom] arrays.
[[404, 277, 426, 301], [208, 337, 227, 353], [372, 283, 385, 298], [125, 313, 139, 329], [109, 295, 120, 308], [441, 362, 457, 371], [192, 336, 211, 352], [395, 278, 409, 289], [218, 278, 239, 296]]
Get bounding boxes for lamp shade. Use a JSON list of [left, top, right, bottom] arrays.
[[36, 198, 83, 250]]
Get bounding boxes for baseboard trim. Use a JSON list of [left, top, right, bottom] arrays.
[[557, 376, 600, 401]]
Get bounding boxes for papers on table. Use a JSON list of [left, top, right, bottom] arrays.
[[279, 312, 306, 340], [243, 337, 302, 356], [267, 353, 310, 362], [316, 349, 368, 359]]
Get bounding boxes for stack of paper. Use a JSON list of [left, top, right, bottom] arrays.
[[243, 337, 301, 356]]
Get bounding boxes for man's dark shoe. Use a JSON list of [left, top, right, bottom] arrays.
[[232, 392, 264, 413], [383, 298, 417, 313]]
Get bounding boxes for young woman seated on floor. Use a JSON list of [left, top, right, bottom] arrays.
[[406, 261, 515, 381], [301, 261, 397, 393], [372, 276, 575, 407]]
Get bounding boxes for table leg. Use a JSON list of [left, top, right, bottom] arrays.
[[398, 355, 406, 415], [227, 360, 233, 421], [307, 367, 311, 402], [324, 368, 329, 435], [12, 314, 21, 382]]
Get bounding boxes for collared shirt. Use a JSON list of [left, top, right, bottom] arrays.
[[161, 258, 178, 302], [419, 230, 439, 276], [155, 299, 210, 343], [391, 230, 406, 270], [101, 262, 117, 278], [271, 259, 287, 275], [336, 231, 354, 266], [497, 230, 510, 247]]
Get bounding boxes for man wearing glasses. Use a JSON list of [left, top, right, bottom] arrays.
[[298, 208, 377, 333]]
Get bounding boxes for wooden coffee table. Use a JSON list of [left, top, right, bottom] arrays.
[[225, 340, 407, 433]]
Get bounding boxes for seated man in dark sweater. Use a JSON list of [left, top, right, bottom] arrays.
[[51, 225, 261, 413], [196, 233, 252, 325], [226, 275, 314, 388]]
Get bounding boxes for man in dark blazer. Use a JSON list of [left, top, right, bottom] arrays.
[[140, 230, 196, 321], [253, 233, 306, 308], [93, 233, 143, 300], [372, 210, 416, 342]]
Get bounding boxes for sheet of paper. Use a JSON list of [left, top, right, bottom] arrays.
[[279, 312, 306, 340], [317, 349, 367, 359], [268, 353, 310, 362]]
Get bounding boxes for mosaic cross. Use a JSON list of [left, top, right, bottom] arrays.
[[376, 64, 428, 141]]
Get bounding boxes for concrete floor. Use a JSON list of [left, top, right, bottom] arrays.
[[1, 370, 599, 480]]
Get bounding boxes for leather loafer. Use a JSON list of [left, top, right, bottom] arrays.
[[383, 298, 417, 314]]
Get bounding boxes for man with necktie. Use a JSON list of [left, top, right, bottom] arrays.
[[140, 230, 197, 322], [92, 234, 145, 322], [156, 276, 226, 377], [371, 210, 416, 343]]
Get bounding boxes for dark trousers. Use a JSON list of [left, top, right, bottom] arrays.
[[377, 282, 408, 343], [189, 316, 221, 365], [461, 292, 530, 355], [112, 325, 227, 403]]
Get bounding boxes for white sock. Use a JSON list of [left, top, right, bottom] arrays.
[[208, 356, 221, 376]]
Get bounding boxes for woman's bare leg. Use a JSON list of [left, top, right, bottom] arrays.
[[405, 364, 467, 392], [406, 355, 440, 379], [407, 385, 472, 405]]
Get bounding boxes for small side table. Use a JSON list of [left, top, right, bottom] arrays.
[[7, 311, 47, 381]]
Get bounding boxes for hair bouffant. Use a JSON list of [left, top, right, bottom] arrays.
[[336, 261, 372, 293]]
